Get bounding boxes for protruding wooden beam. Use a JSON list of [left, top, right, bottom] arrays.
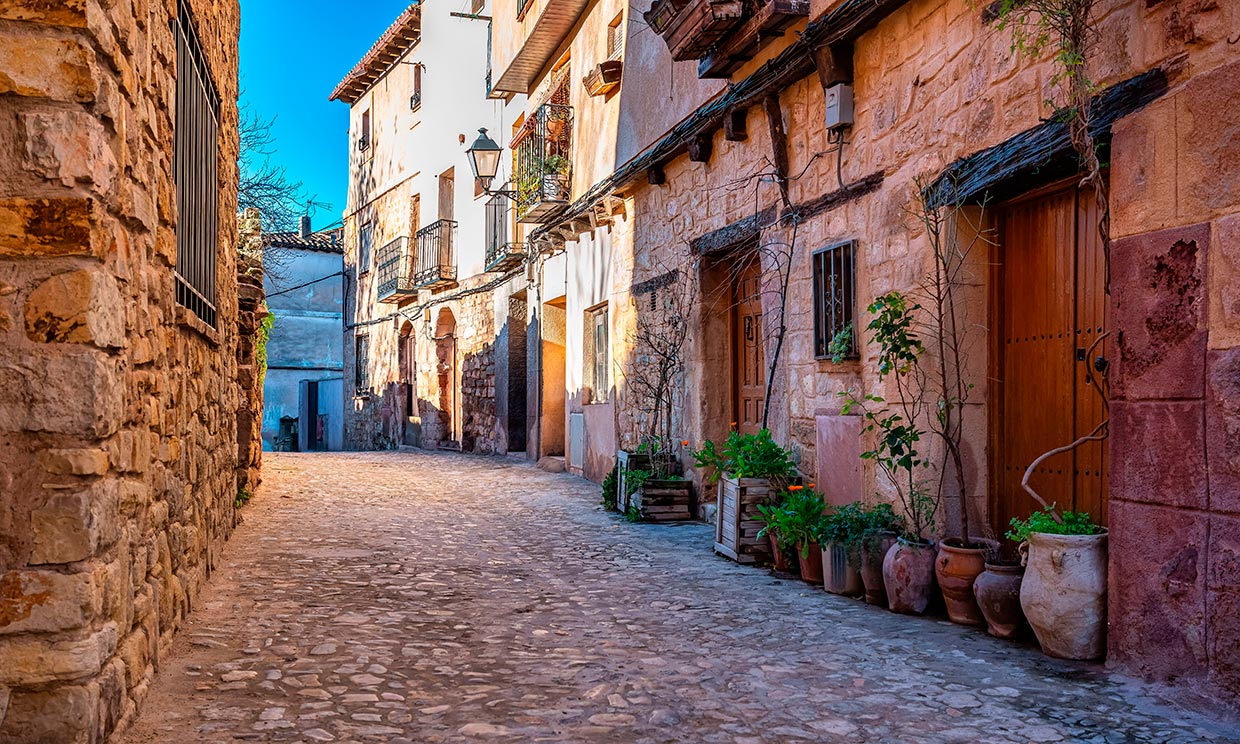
[[647, 165, 666, 185], [812, 41, 853, 88], [724, 108, 748, 141], [763, 92, 789, 202], [688, 133, 713, 162]]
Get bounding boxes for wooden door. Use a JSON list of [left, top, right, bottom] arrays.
[[993, 185, 1109, 535], [733, 260, 765, 436], [438, 168, 454, 221]]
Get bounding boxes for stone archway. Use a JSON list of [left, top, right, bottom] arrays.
[[434, 308, 458, 447]]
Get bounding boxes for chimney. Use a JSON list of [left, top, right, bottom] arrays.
[[299, 214, 312, 239]]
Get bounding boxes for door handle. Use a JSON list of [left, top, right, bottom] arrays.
[[1093, 356, 1109, 373]]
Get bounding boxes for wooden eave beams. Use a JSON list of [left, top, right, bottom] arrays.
[[812, 41, 853, 87], [697, 0, 810, 79], [724, 108, 747, 140]]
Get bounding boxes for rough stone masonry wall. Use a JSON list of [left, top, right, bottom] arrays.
[[0, 1, 242, 742]]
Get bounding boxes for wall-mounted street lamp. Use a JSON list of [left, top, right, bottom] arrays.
[[465, 128, 515, 199]]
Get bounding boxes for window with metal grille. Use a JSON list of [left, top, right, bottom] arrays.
[[359, 222, 374, 274], [174, 7, 221, 327], [355, 334, 370, 394], [410, 64, 422, 111], [606, 13, 624, 59], [584, 303, 609, 403], [812, 240, 857, 359]]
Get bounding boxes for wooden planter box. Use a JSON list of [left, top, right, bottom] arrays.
[[617, 449, 683, 513], [584, 60, 623, 97], [633, 479, 693, 521], [714, 476, 782, 563]]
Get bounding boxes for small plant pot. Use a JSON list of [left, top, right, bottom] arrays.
[[936, 537, 1000, 626], [974, 562, 1029, 640], [821, 542, 863, 597], [1020, 530, 1108, 660], [859, 532, 897, 606], [884, 539, 937, 615], [769, 534, 798, 574], [797, 541, 824, 584]]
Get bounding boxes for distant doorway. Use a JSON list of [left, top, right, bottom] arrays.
[[434, 308, 458, 447], [540, 296, 567, 457], [732, 259, 765, 436], [507, 294, 529, 453]]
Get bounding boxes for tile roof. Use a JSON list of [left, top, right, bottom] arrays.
[[263, 226, 345, 254], [329, 4, 422, 105]]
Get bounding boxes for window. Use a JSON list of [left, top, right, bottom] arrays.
[[584, 303, 609, 403], [438, 167, 455, 221], [359, 222, 374, 273], [174, 7, 221, 327], [812, 239, 857, 359], [606, 13, 624, 60], [355, 335, 371, 394], [410, 65, 422, 111], [359, 109, 371, 151]]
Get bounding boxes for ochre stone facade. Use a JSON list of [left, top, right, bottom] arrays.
[[0, 1, 244, 741]]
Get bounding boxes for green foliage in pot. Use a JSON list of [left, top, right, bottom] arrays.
[[625, 468, 653, 498], [691, 429, 796, 485], [542, 154, 571, 176], [601, 466, 619, 511], [1007, 506, 1103, 543], [757, 487, 826, 558], [858, 502, 906, 552]]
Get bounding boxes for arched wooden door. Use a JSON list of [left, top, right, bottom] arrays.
[[992, 184, 1109, 535]]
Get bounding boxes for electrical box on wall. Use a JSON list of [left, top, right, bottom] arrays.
[[824, 83, 854, 130]]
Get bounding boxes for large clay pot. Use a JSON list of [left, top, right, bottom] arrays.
[[798, 541, 824, 584], [821, 542, 863, 597], [974, 563, 1028, 640], [859, 532, 897, 606], [936, 538, 1000, 626], [769, 534, 798, 574], [1020, 531, 1108, 660], [883, 539, 937, 615]]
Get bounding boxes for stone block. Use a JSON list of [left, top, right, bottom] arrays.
[[19, 110, 116, 190], [0, 0, 87, 26], [0, 683, 95, 744], [0, 197, 96, 257], [0, 33, 96, 102], [29, 479, 119, 565], [1210, 213, 1240, 350], [1207, 588, 1240, 705], [1206, 348, 1240, 514], [0, 624, 116, 685], [1178, 58, 1240, 224], [0, 349, 122, 436], [24, 269, 124, 347], [1107, 500, 1208, 684], [0, 570, 98, 635], [37, 448, 109, 475], [1110, 400, 1208, 510], [1110, 90, 1178, 240], [1111, 223, 1209, 401]]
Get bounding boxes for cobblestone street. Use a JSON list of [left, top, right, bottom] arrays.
[[120, 451, 1237, 744]]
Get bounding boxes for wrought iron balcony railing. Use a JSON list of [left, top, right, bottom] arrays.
[[486, 242, 527, 273], [512, 102, 573, 223], [376, 237, 415, 304], [414, 219, 457, 289]]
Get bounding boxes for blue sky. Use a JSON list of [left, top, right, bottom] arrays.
[[239, 0, 413, 229]]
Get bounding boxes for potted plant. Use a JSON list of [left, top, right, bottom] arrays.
[[856, 503, 903, 607], [973, 551, 1029, 640], [816, 502, 865, 597], [1009, 506, 1107, 659], [621, 437, 692, 521], [693, 429, 797, 564], [756, 499, 798, 574], [540, 154, 570, 201], [760, 486, 825, 583]]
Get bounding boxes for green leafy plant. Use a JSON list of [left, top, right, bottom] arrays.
[[601, 466, 619, 511], [623, 503, 643, 523], [235, 488, 253, 508], [691, 429, 796, 485], [624, 468, 653, 498], [542, 154, 571, 175], [1007, 506, 1103, 543], [757, 487, 827, 558], [828, 322, 855, 364], [255, 306, 275, 386]]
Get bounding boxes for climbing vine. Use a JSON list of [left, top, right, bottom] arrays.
[[255, 305, 275, 386]]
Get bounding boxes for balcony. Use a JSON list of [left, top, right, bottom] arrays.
[[644, 0, 808, 77], [489, 0, 593, 94], [484, 194, 527, 272], [376, 236, 416, 303], [414, 219, 458, 290], [513, 103, 573, 223]]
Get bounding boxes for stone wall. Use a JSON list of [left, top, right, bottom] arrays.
[[0, 0, 243, 741], [236, 213, 266, 497]]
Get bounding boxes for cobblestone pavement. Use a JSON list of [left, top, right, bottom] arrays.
[[120, 451, 1238, 744]]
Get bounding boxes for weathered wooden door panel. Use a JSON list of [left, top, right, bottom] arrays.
[[994, 185, 1108, 534], [733, 260, 765, 436]]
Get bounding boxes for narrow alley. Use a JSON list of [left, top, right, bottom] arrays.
[[119, 451, 1231, 744]]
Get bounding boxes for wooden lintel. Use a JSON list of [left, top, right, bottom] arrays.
[[724, 108, 748, 141], [688, 133, 713, 162], [812, 41, 853, 88], [647, 165, 666, 185]]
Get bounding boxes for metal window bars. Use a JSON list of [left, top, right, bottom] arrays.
[[812, 239, 857, 358], [512, 102, 573, 223], [355, 335, 371, 394], [174, 6, 221, 328], [484, 194, 526, 271], [414, 219, 458, 289], [376, 237, 416, 302]]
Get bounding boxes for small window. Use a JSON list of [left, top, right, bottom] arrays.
[[606, 13, 624, 60], [584, 303, 610, 403], [359, 109, 371, 151], [355, 335, 371, 395], [410, 65, 422, 111], [359, 222, 374, 274], [813, 240, 857, 359]]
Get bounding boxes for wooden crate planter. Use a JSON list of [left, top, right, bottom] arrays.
[[583, 60, 623, 97], [714, 476, 779, 563], [616, 450, 652, 513], [633, 479, 693, 521]]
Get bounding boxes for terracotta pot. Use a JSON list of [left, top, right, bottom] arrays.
[[936, 537, 1000, 626], [883, 539, 937, 615], [769, 534, 798, 573], [821, 542, 863, 597], [858, 533, 897, 606], [1020, 531, 1108, 660], [974, 563, 1028, 640], [797, 541, 824, 584]]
